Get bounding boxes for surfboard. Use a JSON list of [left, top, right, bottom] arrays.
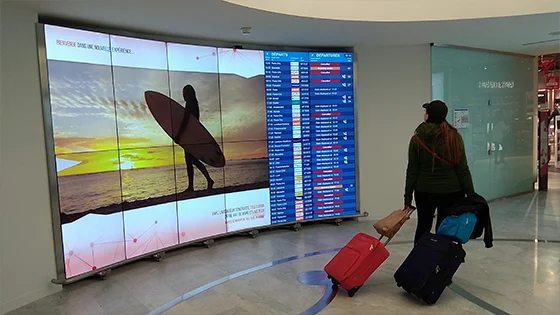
[[144, 91, 226, 168]]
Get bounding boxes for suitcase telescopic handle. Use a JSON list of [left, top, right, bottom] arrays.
[[378, 206, 416, 246], [405, 206, 416, 217], [378, 235, 393, 246]]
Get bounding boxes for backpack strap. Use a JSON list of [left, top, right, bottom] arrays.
[[414, 135, 454, 167]]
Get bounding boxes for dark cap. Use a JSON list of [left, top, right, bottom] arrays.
[[423, 100, 448, 124]]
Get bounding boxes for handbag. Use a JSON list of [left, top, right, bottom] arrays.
[[373, 207, 415, 239], [437, 212, 477, 244]]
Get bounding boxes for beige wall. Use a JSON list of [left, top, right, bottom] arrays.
[[0, 3, 431, 311], [355, 45, 432, 219], [0, 4, 61, 314]]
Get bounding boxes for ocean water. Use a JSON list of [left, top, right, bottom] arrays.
[[58, 159, 269, 214]]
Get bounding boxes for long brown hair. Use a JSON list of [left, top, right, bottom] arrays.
[[432, 121, 462, 166]]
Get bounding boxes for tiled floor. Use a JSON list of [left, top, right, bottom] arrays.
[[7, 173, 560, 315]]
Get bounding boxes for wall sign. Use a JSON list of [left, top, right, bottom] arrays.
[[453, 108, 470, 129]]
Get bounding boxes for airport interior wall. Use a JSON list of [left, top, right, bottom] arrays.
[[0, 2, 534, 313], [0, 5, 62, 314], [355, 45, 432, 218]]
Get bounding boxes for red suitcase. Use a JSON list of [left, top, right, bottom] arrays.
[[324, 233, 390, 297]]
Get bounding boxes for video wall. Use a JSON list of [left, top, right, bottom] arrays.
[[42, 25, 356, 279]]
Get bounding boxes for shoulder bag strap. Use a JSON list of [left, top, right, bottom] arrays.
[[413, 135, 454, 167]]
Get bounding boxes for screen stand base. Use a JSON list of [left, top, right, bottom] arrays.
[[202, 239, 215, 248], [246, 230, 259, 238], [151, 252, 166, 262], [333, 218, 343, 226], [292, 223, 302, 232], [95, 269, 111, 281]]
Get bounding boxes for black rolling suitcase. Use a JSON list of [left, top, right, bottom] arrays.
[[394, 233, 466, 305]]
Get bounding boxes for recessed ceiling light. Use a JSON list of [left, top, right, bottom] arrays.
[[240, 27, 252, 35], [549, 31, 560, 36]]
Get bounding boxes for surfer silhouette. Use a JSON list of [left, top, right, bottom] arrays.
[[174, 85, 214, 191]]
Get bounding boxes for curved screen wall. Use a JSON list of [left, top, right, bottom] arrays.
[[38, 24, 358, 280]]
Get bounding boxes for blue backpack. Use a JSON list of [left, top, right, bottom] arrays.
[[437, 213, 477, 244]]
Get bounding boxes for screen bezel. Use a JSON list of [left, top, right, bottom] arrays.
[[35, 22, 362, 284]]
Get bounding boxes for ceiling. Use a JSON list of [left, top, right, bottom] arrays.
[[225, 0, 560, 22], [6, 0, 560, 55]]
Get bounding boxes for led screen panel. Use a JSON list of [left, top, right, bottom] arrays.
[[264, 52, 356, 223], [217, 49, 271, 232], [167, 42, 227, 242], [110, 35, 171, 149], [167, 43, 223, 143], [44, 25, 118, 155], [44, 25, 127, 278], [222, 141, 271, 232], [308, 52, 356, 219], [43, 25, 357, 280], [218, 48, 267, 143], [108, 35, 180, 259], [56, 151, 126, 278]]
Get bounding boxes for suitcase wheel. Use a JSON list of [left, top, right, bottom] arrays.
[[347, 286, 361, 297], [397, 283, 411, 294], [328, 276, 339, 288], [331, 281, 339, 290]]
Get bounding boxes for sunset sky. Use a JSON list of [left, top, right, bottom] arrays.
[[56, 142, 268, 177], [56, 147, 174, 176], [47, 36, 267, 177]]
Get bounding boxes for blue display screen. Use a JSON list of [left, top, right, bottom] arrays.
[[265, 52, 356, 224]]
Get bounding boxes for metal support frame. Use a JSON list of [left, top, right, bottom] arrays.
[[36, 21, 363, 285], [36, 24, 67, 282]]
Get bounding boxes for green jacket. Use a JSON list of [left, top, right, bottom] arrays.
[[404, 123, 475, 206]]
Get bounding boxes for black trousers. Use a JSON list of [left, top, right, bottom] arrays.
[[414, 191, 465, 244]]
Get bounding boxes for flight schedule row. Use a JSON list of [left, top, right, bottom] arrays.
[[264, 51, 356, 225]]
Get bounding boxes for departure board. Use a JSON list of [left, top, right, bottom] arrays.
[[265, 52, 356, 224]]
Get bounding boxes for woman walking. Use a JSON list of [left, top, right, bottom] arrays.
[[404, 100, 475, 244]]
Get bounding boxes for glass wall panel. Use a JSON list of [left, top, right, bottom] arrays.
[[432, 47, 491, 197], [432, 46, 535, 199], [486, 54, 535, 199]]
